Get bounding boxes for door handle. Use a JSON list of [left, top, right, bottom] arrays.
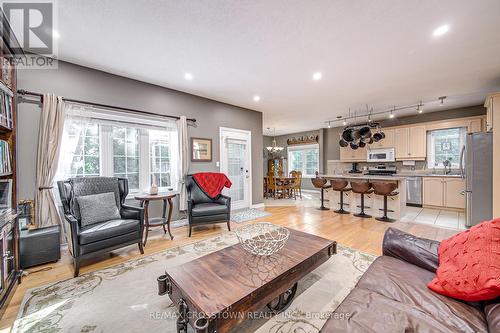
[[460, 190, 465, 196]]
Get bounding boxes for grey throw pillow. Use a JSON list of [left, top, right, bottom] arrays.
[[76, 192, 121, 226]]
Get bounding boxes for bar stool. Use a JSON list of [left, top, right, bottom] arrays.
[[350, 181, 374, 218], [372, 182, 399, 222], [311, 177, 331, 210], [330, 179, 351, 214]]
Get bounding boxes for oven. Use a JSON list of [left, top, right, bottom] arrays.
[[367, 148, 395, 163]]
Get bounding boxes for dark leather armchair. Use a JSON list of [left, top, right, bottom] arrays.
[[57, 177, 144, 277], [186, 175, 231, 237]]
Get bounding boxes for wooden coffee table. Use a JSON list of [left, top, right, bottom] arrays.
[[159, 228, 336, 333]]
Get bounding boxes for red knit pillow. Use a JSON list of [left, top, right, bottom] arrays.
[[428, 218, 500, 302]]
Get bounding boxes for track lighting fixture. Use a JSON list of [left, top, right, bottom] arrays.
[[439, 96, 446, 106]]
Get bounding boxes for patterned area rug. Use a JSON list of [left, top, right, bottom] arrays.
[[171, 208, 271, 227], [231, 208, 272, 223], [13, 231, 375, 333]]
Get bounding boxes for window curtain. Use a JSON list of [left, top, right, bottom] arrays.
[[35, 94, 65, 227], [178, 116, 189, 211]]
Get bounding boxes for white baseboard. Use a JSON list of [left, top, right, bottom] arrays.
[[251, 203, 265, 209]]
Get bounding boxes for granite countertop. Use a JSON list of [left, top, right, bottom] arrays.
[[396, 172, 463, 178], [319, 174, 407, 181]]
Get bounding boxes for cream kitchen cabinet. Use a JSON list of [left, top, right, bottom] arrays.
[[340, 146, 367, 162], [423, 177, 444, 206], [468, 118, 483, 133], [485, 93, 500, 132], [370, 129, 394, 149], [395, 125, 426, 160], [423, 177, 465, 209], [444, 178, 466, 209]]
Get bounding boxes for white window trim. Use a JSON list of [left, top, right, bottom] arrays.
[[287, 143, 320, 178], [59, 105, 179, 196], [426, 127, 466, 169]]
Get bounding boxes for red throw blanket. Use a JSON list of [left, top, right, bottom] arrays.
[[192, 172, 232, 199]]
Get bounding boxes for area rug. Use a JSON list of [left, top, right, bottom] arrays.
[[13, 232, 375, 333], [231, 208, 272, 223]]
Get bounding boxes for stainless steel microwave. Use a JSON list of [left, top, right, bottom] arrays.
[[367, 148, 395, 162]]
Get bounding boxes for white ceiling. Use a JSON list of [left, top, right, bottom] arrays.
[[56, 0, 500, 135]]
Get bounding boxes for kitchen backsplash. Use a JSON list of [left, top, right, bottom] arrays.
[[327, 160, 445, 174]]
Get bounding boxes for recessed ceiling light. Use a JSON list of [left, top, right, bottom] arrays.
[[433, 24, 450, 37], [53, 30, 60, 39], [184, 73, 193, 81], [312, 72, 322, 81], [253, 95, 261, 102]]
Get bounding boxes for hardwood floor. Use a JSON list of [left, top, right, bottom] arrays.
[[0, 205, 458, 331]]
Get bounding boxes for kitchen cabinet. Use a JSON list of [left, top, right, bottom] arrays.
[[370, 129, 394, 149], [444, 178, 466, 209], [423, 177, 444, 206], [485, 94, 495, 132], [394, 128, 409, 158], [468, 118, 483, 133], [395, 125, 426, 160], [423, 177, 465, 209], [340, 146, 367, 162]]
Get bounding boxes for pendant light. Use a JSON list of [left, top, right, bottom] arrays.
[[266, 128, 284, 154]]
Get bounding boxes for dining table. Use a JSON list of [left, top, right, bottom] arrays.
[[263, 176, 296, 198]]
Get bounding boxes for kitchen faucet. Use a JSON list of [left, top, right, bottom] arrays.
[[442, 160, 451, 175]]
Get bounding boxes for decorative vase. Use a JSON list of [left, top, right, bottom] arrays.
[[149, 178, 158, 195]]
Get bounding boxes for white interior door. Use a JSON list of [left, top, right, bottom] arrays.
[[220, 127, 251, 210]]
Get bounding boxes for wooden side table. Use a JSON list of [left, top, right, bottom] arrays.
[[134, 192, 177, 246]]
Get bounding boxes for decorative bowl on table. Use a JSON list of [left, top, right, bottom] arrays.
[[236, 222, 290, 256]]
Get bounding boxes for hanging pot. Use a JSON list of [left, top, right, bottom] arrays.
[[339, 139, 349, 147], [358, 126, 372, 139], [342, 129, 355, 142], [351, 129, 361, 141], [373, 132, 383, 142], [358, 141, 366, 148], [350, 142, 359, 150]]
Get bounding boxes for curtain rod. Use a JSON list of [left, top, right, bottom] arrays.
[[17, 89, 197, 123]]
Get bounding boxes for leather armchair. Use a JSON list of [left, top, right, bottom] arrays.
[[57, 177, 144, 277], [186, 175, 231, 237]]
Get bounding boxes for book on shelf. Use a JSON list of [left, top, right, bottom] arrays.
[[0, 140, 11, 174], [0, 90, 13, 129]]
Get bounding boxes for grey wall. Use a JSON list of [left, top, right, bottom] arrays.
[[18, 60, 263, 220], [323, 105, 486, 164], [263, 129, 324, 190]]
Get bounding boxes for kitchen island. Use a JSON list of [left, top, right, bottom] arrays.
[[319, 174, 407, 220]]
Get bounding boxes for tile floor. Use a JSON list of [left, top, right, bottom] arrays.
[[401, 206, 466, 230]]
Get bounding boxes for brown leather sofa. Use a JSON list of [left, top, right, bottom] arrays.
[[321, 227, 499, 333]]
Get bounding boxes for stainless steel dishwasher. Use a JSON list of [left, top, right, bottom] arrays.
[[406, 176, 422, 206]]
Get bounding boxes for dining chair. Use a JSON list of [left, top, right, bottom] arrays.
[[268, 173, 285, 199], [290, 170, 303, 199]]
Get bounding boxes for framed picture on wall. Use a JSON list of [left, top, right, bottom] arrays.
[[191, 137, 212, 162]]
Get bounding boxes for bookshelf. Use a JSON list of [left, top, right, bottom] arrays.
[[0, 9, 20, 318]]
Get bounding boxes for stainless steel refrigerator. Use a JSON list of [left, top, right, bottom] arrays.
[[460, 132, 493, 227]]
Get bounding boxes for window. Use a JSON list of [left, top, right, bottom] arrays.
[[150, 129, 172, 188], [427, 127, 466, 169], [112, 127, 140, 189], [57, 104, 179, 193], [287, 144, 319, 177]]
